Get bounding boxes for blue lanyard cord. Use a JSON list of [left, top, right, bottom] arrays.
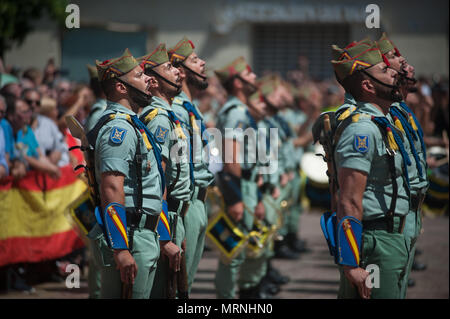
[[372, 116, 411, 187], [273, 114, 293, 138], [391, 106, 418, 140], [167, 110, 195, 185], [399, 102, 427, 160], [130, 115, 166, 196], [390, 107, 423, 177], [245, 110, 258, 130], [182, 101, 209, 144]]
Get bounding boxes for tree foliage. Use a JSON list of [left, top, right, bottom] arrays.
[[0, 0, 68, 58]]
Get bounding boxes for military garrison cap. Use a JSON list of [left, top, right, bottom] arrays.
[[331, 37, 373, 61], [377, 32, 401, 56], [138, 43, 170, 70], [96, 48, 139, 81], [214, 56, 252, 85], [257, 74, 281, 98], [86, 64, 99, 79], [331, 42, 388, 80], [168, 36, 195, 64]]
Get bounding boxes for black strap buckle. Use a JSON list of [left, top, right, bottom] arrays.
[[385, 210, 394, 233]]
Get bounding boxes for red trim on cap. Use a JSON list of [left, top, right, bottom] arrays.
[[228, 66, 237, 76], [345, 41, 357, 49], [382, 54, 391, 67], [246, 65, 252, 73], [394, 47, 401, 57], [188, 40, 195, 49]]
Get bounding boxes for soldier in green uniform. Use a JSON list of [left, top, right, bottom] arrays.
[[137, 43, 189, 298], [89, 48, 164, 299], [214, 56, 267, 299], [376, 33, 429, 297], [168, 37, 215, 292], [85, 64, 107, 132], [319, 41, 413, 299], [83, 64, 105, 299], [259, 75, 299, 260]]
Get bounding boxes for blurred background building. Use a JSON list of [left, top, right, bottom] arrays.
[[3, 0, 449, 83]]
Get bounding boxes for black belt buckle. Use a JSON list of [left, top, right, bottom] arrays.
[[385, 211, 394, 233], [144, 214, 160, 232], [168, 197, 182, 212], [126, 209, 142, 229], [241, 169, 252, 180]]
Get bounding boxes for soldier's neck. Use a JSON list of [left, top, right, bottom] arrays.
[[152, 91, 172, 106], [115, 98, 139, 114], [234, 90, 247, 105], [182, 81, 192, 101]]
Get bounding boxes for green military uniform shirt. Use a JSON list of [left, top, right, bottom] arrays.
[[172, 92, 214, 188], [85, 98, 107, 133], [141, 96, 192, 202], [94, 101, 162, 216], [334, 101, 411, 219]]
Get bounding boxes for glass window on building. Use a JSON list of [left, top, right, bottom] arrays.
[[61, 28, 147, 83], [253, 23, 350, 80]]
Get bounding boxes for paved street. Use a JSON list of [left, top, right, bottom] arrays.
[[1, 210, 448, 299]]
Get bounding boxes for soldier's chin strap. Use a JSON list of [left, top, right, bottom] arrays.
[[116, 78, 152, 101], [361, 69, 399, 90], [181, 63, 207, 81], [146, 68, 182, 91], [236, 75, 258, 94]]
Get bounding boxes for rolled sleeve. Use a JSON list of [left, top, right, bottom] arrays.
[[335, 121, 377, 175], [96, 123, 136, 176]]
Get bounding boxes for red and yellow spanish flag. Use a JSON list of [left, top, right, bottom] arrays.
[[0, 165, 87, 267]]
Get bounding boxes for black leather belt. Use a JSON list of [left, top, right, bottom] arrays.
[[241, 169, 258, 182], [197, 187, 207, 202], [126, 210, 159, 232], [168, 197, 183, 213], [363, 216, 405, 234]]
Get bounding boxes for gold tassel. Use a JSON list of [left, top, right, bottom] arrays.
[[190, 112, 200, 133], [140, 129, 152, 150], [386, 127, 398, 151], [409, 114, 418, 131], [175, 121, 187, 140], [352, 114, 361, 123], [394, 116, 405, 134]]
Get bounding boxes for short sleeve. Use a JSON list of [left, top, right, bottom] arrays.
[[96, 121, 137, 176], [334, 120, 378, 174], [146, 113, 173, 161], [223, 108, 248, 143]]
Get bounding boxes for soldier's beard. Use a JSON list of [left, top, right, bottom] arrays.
[[128, 85, 152, 108], [374, 81, 403, 102], [187, 71, 208, 90]]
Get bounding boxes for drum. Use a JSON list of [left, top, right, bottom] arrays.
[[67, 188, 97, 238], [300, 145, 331, 210], [205, 186, 248, 263], [423, 147, 449, 216]]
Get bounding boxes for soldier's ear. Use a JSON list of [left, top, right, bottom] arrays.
[[361, 78, 375, 95], [148, 75, 159, 90], [115, 80, 128, 95]]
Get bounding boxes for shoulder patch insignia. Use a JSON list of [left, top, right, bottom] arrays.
[[109, 126, 127, 144], [235, 120, 247, 130], [354, 134, 369, 153], [155, 125, 169, 143]]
